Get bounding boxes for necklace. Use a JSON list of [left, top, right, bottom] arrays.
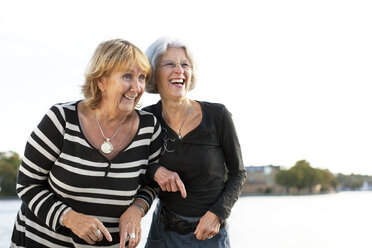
[[166, 106, 191, 139], [95, 114, 125, 154], [177, 108, 190, 139]]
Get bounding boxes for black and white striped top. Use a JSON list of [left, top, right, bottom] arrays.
[[11, 101, 162, 247]]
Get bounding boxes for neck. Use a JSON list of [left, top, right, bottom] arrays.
[[95, 108, 132, 126], [162, 98, 191, 121], [161, 99, 193, 136]]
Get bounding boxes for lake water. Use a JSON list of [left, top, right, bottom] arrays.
[[1, 191, 371, 247]]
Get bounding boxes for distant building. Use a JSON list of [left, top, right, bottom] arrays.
[[361, 181, 372, 191], [242, 165, 285, 195]]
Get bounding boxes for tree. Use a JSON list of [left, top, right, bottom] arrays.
[[276, 168, 298, 193], [0, 151, 21, 197], [291, 160, 322, 192], [336, 173, 364, 190], [317, 169, 338, 192], [275, 160, 336, 193]]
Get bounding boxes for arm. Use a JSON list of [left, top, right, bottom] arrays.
[[118, 114, 163, 248], [208, 105, 247, 221], [195, 105, 247, 240], [17, 104, 112, 244], [16, 104, 68, 231]]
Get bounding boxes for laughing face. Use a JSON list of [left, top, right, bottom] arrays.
[[155, 47, 192, 100], [98, 65, 146, 114]]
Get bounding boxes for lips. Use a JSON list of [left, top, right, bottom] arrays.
[[170, 78, 185, 85], [123, 94, 136, 100]]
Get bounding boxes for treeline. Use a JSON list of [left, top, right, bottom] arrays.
[[275, 160, 372, 193], [0, 151, 21, 197], [1, 152, 372, 197], [336, 173, 372, 190], [275, 160, 337, 193]]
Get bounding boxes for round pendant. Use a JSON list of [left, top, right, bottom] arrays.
[[101, 140, 113, 154]]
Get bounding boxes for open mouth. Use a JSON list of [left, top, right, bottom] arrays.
[[123, 94, 135, 100], [170, 79, 185, 85]]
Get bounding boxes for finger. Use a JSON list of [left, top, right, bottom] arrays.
[[170, 180, 179, 192], [120, 230, 128, 248], [134, 229, 142, 247], [84, 234, 95, 245], [175, 177, 187, 198], [127, 232, 137, 248], [89, 232, 98, 242], [202, 231, 211, 240], [95, 229, 104, 242], [165, 184, 172, 192], [159, 184, 167, 192], [97, 222, 112, 242], [194, 224, 203, 240]]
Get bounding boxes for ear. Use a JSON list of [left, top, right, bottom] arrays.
[[97, 77, 106, 92]]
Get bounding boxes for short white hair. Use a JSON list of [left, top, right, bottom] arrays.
[[145, 36, 197, 93]]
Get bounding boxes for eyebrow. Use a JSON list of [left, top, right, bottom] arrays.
[[160, 59, 190, 63]]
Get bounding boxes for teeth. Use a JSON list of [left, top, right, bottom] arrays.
[[123, 95, 135, 100], [170, 79, 184, 84]]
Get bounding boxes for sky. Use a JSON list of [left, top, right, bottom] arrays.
[[1, 0, 371, 175]]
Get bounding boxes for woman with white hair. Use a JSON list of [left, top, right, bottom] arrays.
[[143, 37, 247, 248]]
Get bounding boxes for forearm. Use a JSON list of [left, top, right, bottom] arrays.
[[209, 170, 247, 221], [16, 104, 66, 231]]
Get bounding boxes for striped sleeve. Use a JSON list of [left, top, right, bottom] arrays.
[[16, 104, 68, 231], [136, 114, 162, 208]]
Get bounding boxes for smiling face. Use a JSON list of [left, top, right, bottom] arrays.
[[155, 47, 192, 100], [98, 65, 146, 115]]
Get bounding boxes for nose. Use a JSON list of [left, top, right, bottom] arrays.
[[130, 78, 141, 92], [174, 63, 184, 74]]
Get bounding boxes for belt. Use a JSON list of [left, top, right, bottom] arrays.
[[160, 206, 227, 235], [160, 206, 199, 235]]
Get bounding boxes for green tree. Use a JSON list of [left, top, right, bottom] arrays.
[[275, 160, 336, 193], [336, 173, 364, 190], [0, 151, 21, 197], [276, 168, 298, 193], [317, 169, 338, 192]]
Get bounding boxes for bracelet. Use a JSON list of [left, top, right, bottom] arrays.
[[132, 203, 146, 217], [59, 207, 72, 226]]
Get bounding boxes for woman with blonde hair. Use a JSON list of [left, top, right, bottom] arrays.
[[11, 39, 161, 248]]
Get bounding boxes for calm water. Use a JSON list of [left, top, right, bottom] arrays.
[[1, 191, 371, 247]]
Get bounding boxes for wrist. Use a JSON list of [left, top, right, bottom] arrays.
[[59, 207, 72, 227], [131, 202, 146, 217]]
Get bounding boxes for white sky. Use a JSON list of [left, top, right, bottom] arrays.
[[1, 0, 371, 175]]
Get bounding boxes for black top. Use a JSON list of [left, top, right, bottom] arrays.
[[144, 100, 247, 221]]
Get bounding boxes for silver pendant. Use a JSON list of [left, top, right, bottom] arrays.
[[101, 140, 113, 154]]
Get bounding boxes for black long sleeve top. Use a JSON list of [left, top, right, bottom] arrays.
[[144, 100, 247, 222]]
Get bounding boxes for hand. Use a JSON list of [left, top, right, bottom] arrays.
[[64, 210, 112, 245], [194, 211, 221, 240], [154, 166, 187, 198], [119, 205, 143, 248]]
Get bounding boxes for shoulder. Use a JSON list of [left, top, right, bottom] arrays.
[[141, 100, 162, 119], [141, 104, 156, 114], [137, 109, 160, 126], [47, 100, 80, 119], [198, 101, 229, 116]]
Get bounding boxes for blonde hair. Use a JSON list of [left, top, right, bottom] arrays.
[[82, 39, 151, 109]]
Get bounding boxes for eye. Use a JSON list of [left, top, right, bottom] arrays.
[[138, 74, 146, 81], [165, 62, 176, 68], [181, 63, 190, 69], [123, 74, 132, 80]]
